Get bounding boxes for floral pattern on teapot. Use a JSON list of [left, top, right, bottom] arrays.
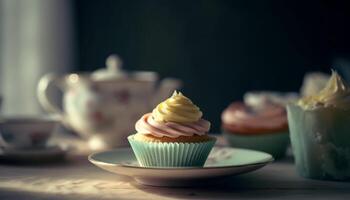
[[37, 55, 182, 150]]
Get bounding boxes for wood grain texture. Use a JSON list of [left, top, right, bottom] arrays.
[[0, 136, 350, 200]]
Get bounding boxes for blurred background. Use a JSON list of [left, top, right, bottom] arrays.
[[1, 0, 350, 132]]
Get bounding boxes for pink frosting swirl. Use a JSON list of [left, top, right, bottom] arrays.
[[135, 113, 210, 138], [221, 102, 288, 134]]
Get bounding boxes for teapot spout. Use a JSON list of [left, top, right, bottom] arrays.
[[153, 78, 182, 106]]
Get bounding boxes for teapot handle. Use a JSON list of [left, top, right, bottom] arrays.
[[37, 73, 65, 118]]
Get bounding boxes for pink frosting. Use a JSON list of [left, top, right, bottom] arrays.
[[221, 102, 287, 133], [135, 113, 210, 138]]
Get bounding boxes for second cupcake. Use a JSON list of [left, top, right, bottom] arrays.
[[221, 92, 294, 159], [128, 91, 216, 167]]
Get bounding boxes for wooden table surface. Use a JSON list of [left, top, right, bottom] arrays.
[[0, 135, 349, 200]]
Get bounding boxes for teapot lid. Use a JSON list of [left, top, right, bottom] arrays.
[[91, 54, 126, 80]]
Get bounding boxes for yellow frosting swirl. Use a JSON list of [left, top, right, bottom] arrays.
[[152, 91, 203, 123], [298, 70, 350, 109]]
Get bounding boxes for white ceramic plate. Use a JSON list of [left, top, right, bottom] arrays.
[[89, 147, 273, 186]]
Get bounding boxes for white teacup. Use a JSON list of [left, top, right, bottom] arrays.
[[0, 116, 58, 149]]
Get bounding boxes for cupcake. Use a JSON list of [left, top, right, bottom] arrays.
[[287, 70, 350, 180], [300, 72, 330, 97], [128, 91, 216, 167], [221, 92, 295, 159]]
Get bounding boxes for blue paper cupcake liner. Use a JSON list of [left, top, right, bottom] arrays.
[[128, 134, 216, 167], [287, 104, 350, 180], [222, 129, 289, 159]]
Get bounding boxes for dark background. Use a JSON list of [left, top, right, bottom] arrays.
[[73, 0, 350, 131]]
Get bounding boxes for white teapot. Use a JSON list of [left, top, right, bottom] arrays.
[[37, 55, 181, 150]]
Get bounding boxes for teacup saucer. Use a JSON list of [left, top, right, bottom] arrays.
[[0, 145, 67, 163], [89, 147, 273, 187]]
